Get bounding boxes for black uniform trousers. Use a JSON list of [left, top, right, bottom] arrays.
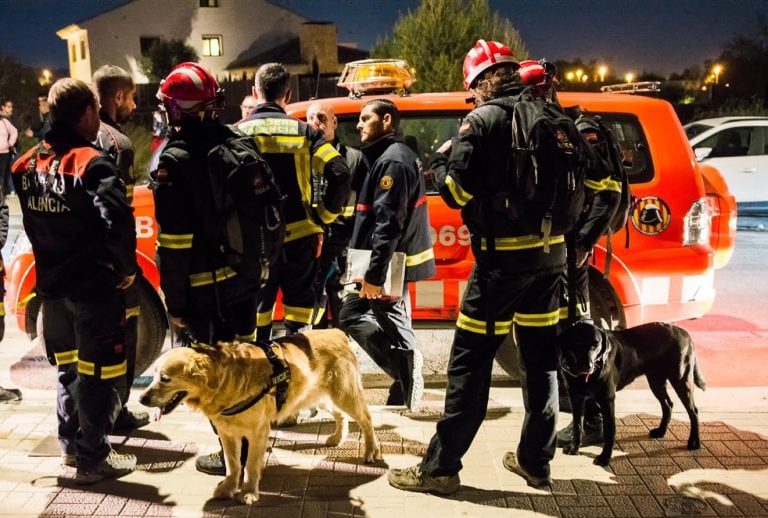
[[420, 256, 563, 480], [44, 289, 127, 471], [120, 281, 140, 404], [339, 282, 415, 387], [256, 235, 320, 340]]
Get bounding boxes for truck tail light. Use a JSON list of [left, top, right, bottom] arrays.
[[683, 197, 710, 246]]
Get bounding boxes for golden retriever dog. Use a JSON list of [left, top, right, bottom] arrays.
[[139, 328, 382, 504]]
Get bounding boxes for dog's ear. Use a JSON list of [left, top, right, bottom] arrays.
[[186, 354, 220, 391]]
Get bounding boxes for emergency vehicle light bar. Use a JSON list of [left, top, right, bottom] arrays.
[[600, 81, 661, 94], [337, 59, 415, 97]]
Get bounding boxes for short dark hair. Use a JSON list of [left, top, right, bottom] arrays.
[[254, 63, 290, 102], [473, 64, 521, 104], [92, 64, 134, 101], [361, 98, 400, 133], [48, 78, 97, 129]]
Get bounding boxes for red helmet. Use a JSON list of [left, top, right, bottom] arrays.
[[462, 39, 519, 90], [518, 59, 557, 98], [156, 62, 224, 121]]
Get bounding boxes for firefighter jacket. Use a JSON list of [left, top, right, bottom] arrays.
[[236, 103, 350, 243], [95, 111, 135, 202], [350, 133, 435, 285], [319, 141, 367, 268], [430, 98, 568, 272], [11, 127, 137, 300], [150, 120, 260, 318]]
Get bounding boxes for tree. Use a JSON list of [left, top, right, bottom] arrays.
[[716, 14, 768, 104], [0, 51, 45, 141], [371, 0, 528, 93], [140, 39, 198, 82]]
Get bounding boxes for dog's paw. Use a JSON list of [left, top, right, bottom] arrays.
[[325, 434, 342, 447], [562, 444, 579, 456], [238, 491, 259, 505], [213, 480, 237, 500], [364, 447, 383, 464], [594, 453, 611, 466], [649, 427, 666, 438], [687, 438, 701, 450]]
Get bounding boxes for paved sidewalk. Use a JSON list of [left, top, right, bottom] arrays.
[[2, 376, 768, 517]]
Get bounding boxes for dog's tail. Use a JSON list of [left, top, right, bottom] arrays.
[[693, 353, 706, 391]]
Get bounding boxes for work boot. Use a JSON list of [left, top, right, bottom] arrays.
[[113, 407, 150, 432], [0, 387, 22, 403], [502, 452, 552, 490], [61, 453, 76, 468], [388, 464, 460, 495], [556, 413, 605, 447], [195, 450, 226, 476], [398, 349, 424, 411], [75, 449, 136, 484]]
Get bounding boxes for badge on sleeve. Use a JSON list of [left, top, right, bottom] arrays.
[[379, 175, 394, 190]]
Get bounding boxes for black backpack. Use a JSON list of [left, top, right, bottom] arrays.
[[206, 128, 285, 286], [486, 91, 588, 252]]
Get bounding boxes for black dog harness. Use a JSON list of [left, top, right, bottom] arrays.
[[220, 340, 291, 416]]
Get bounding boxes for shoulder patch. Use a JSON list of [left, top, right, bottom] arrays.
[[379, 175, 394, 190]]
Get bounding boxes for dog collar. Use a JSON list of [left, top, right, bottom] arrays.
[[220, 340, 291, 416]]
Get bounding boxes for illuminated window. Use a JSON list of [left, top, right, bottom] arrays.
[[80, 40, 87, 60], [202, 35, 222, 57], [200, 0, 219, 6]]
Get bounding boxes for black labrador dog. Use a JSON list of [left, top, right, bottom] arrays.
[[557, 321, 705, 466]]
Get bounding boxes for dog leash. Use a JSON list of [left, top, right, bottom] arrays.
[[220, 340, 291, 416]]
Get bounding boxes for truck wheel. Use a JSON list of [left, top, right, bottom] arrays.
[[30, 278, 167, 385], [493, 271, 624, 378], [133, 278, 168, 380]]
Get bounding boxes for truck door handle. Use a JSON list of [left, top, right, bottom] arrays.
[[738, 168, 757, 173]]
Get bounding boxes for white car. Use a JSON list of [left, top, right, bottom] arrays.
[[688, 117, 768, 215], [683, 116, 768, 139]]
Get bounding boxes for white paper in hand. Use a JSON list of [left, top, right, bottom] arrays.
[[343, 249, 406, 296]]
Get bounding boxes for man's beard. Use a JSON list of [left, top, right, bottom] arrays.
[[116, 106, 133, 125]]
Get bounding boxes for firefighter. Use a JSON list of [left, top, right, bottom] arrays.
[[11, 78, 138, 483], [150, 62, 262, 475], [237, 63, 350, 343], [388, 40, 563, 494], [521, 60, 625, 448], [305, 100, 366, 330], [338, 99, 435, 410], [92, 64, 149, 432]]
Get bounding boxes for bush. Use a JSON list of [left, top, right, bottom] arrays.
[[123, 122, 154, 184]]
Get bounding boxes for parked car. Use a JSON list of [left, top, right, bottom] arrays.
[[5, 61, 738, 378], [683, 116, 768, 140], [688, 117, 768, 215]]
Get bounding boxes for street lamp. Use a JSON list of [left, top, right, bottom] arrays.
[[598, 65, 607, 83], [39, 69, 52, 86], [566, 71, 575, 82], [712, 64, 723, 84], [625, 72, 635, 84]]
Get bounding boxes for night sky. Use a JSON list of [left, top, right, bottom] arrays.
[[0, 0, 764, 77]]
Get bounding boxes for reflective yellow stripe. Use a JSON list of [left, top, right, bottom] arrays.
[[559, 303, 591, 320], [157, 233, 194, 249], [406, 248, 435, 267], [283, 305, 315, 325], [480, 234, 565, 251], [189, 267, 238, 287], [445, 176, 473, 207], [101, 360, 127, 380], [256, 308, 274, 327], [456, 312, 513, 335], [18, 292, 36, 311], [285, 218, 323, 242], [125, 305, 140, 319], [341, 205, 355, 218], [585, 177, 622, 193], [311, 142, 342, 172], [313, 306, 326, 325], [513, 309, 560, 327], [126, 184, 135, 198], [315, 203, 339, 225], [0, 302, 4, 317], [78, 359, 95, 376], [235, 331, 257, 342], [239, 118, 301, 136], [54, 349, 78, 365], [252, 134, 314, 212]]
